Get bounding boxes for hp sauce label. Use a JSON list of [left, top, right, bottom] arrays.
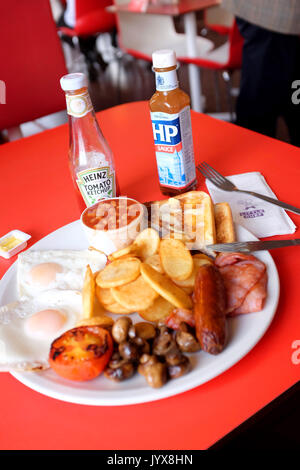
[[150, 107, 196, 189]]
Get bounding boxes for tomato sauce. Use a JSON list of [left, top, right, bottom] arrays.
[[82, 198, 142, 231]]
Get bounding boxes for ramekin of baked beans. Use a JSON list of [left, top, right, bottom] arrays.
[[80, 197, 147, 254]]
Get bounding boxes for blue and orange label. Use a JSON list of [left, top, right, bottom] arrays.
[[150, 108, 196, 189]]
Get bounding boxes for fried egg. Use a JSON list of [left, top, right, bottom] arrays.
[[17, 249, 106, 298], [0, 290, 82, 371]]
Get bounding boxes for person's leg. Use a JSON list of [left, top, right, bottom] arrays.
[[235, 18, 299, 140]]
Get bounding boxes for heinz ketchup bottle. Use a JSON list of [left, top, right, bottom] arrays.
[[149, 50, 197, 196], [60, 73, 118, 212]]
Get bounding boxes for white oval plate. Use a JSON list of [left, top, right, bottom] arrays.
[[0, 221, 279, 406]]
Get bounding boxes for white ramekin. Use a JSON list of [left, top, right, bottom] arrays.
[[80, 197, 148, 255]]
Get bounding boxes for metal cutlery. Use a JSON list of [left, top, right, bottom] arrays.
[[197, 161, 300, 215], [207, 239, 300, 253]]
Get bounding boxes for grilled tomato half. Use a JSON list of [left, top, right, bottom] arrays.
[[49, 325, 113, 381]]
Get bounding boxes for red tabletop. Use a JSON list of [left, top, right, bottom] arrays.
[[0, 101, 299, 450], [111, 0, 219, 16]]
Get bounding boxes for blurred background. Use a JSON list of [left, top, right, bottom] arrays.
[[0, 0, 298, 144]]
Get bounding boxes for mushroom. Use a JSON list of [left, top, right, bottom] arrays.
[[118, 340, 140, 362], [104, 352, 135, 381], [165, 348, 185, 366], [152, 326, 176, 356], [134, 322, 157, 340], [165, 351, 191, 379], [111, 316, 132, 344], [138, 354, 167, 388], [128, 324, 137, 339], [131, 336, 151, 355], [175, 329, 201, 353]]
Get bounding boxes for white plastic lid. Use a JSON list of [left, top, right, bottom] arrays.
[[60, 73, 88, 91], [152, 49, 177, 69]]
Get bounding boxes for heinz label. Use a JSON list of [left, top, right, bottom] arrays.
[[150, 107, 196, 189], [76, 167, 115, 206]]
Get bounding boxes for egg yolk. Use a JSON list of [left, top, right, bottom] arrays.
[[28, 263, 63, 286], [25, 309, 67, 339]]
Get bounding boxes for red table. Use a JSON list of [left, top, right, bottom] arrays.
[[0, 101, 299, 450]]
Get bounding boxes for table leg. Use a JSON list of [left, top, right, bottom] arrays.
[[183, 12, 203, 113]]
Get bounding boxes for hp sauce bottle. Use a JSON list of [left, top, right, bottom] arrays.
[[149, 49, 197, 196]]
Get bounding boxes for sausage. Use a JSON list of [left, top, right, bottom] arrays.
[[194, 264, 227, 354]]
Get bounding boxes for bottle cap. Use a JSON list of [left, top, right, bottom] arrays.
[[60, 73, 88, 91], [152, 49, 177, 69]]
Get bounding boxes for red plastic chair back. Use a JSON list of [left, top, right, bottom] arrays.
[[60, 0, 116, 37], [227, 21, 243, 70], [76, 0, 112, 18], [203, 5, 233, 35], [179, 19, 243, 71], [0, 0, 67, 131]]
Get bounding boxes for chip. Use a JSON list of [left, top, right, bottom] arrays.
[[144, 253, 164, 273], [159, 238, 193, 281], [107, 244, 135, 261], [76, 315, 114, 328], [82, 265, 95, 319], [172, 254, 213, 288], [104, 302, 132, 314], [140, 263, 193, 309], [138, 296, 174, 322], [180, 286, 194, 295], [96, 257, 141, 288], [95, 285, 115, 306], [192, 253, 214, 263], [133, 228, 160, 260], [111, 275, 159, 311]]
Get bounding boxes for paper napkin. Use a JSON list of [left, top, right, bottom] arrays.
[[206, 171, 296, 238]]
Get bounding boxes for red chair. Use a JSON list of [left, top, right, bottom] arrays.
[[0, 0, 67, 139], [203, 4, 233, 36], [181, 8, 244, 118], [58, 0, 116, 80]]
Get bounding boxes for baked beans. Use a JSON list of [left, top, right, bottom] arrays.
[[82, 198, 142, 231]]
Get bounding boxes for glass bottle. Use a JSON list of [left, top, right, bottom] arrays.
[[60, 73, 118, 212], [149, 49, 197, 196]]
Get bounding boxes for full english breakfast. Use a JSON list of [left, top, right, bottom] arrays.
[[0, 192, 268, 388]]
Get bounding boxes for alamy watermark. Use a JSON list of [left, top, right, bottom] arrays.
[[0, 80, 6, 104], [291, 80, 300, 104], [291, 340, 300, 365]]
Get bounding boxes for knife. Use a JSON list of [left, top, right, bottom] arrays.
[[206, 239, 300, 253]]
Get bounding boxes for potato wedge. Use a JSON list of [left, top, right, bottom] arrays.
[[144, 253, 164, 273], [159, 238, 193, 281], [82, 265, 95, 319], [76, 315, 114, 328], [140, 263, 193, 309], [111, 275, 159, 311], [139, 296, 174, 322], [93, 295, 108, 317], [96, 257, 141, 288], [133, 228, 160, 260]]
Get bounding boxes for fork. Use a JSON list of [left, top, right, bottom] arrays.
[[197, 161, 300, 215]]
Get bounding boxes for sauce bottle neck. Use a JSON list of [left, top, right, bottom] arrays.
[[64, 87, 94, 118], [153, 65, 179, 92]]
